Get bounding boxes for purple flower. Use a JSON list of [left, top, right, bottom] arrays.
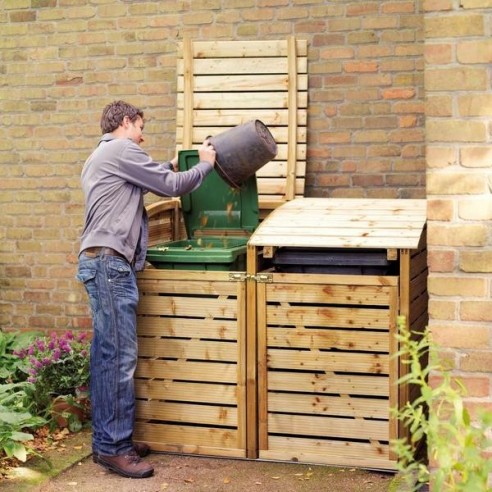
[[52, 348, 61, 361], [36, 340, 45, 352], [42, 357, 51, 366]]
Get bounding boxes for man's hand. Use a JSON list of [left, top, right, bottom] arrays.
[[170, 156, 178, 172], [198, 139, 216, 167]]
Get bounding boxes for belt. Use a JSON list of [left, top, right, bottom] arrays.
[[83, 247, 128, 262]]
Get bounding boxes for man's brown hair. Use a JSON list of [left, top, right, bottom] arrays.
[[100, 100, 144, 134]]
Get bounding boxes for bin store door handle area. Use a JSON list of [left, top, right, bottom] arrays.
[[228, 273, 273, 283]]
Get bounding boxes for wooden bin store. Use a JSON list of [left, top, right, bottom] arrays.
[[247, 198, 428, 470], [135, 197, 427, 470]]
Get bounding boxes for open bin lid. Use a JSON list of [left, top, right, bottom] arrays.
[[179, 150, 259, 238], [249, 198, 427, 250]]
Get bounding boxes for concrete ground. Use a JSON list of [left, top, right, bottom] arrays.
[[2, 430, 411, 492]]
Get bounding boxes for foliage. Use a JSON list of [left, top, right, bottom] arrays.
[[0, 330, 41, 384], [392, 316, 492, 491], [14, 331, 90, 417], [0, 382, 46, 464]]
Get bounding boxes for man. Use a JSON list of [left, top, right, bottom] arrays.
[[76, 100, 215, 479]]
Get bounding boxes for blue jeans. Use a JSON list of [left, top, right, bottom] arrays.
[[76, 252, 139, 456]]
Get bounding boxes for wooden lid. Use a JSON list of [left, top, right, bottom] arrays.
[[249, 198, 427, 250]]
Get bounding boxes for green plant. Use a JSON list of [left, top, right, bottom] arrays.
[[0, 330, 41, 384], [392, 316, 492, 491], [0, 382, 46, 464], [14, 331, 90, 418]]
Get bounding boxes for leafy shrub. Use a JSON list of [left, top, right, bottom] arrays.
[[392, 316, 492, 491], [0, 382, 45, 464], [0, 331, 41, 384]]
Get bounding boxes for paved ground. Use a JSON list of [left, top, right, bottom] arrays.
[[3, 430, 410, 491]]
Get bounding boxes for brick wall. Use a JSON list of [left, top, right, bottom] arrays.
[[0, 0, 426, 332], [425, 0, 492, 417]]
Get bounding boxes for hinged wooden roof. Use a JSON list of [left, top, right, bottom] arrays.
[[249, 198, 427, 250]]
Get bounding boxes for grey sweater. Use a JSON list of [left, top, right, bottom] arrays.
[[79, 134, 213, 270]]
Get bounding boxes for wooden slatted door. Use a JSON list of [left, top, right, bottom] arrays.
[[134, 270, 247, 457], [176, 38, 308, 214], [257, 273, 400, 470]]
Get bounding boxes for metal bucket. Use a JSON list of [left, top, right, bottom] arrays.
[[210, 120, 277, 189]]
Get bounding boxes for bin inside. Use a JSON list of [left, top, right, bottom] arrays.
[[146, 150, 259, 271]]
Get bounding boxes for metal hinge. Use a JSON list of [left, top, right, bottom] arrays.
[[229, 272, 249, 282], [228, 272, 273, 283], [250, 273, 273, 283]]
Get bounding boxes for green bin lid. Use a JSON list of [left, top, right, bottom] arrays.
[[178, 150, 259, 238]]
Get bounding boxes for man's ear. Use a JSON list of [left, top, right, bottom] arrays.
[[122, 115, 131, 128]]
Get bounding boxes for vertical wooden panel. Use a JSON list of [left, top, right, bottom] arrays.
[[135, 269, 247, 457], [257, 272, 399, 470]]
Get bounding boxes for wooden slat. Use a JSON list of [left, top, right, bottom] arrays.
[[285, 36, 298, 201], [136, 380, 237, 405], [137, 295, 238, 319], [177, 91, 308, 109], [268, 371, 389, 397], [134, 422, 238, 449], [136, 359, 237, 383], [266, 282, 393, 305], [177, 73, 307, 93], [138, 279, 238, 295], [261, 436, 396, 470], [268, 392, 388, 419], [177, 56, 308, 75], [180, 39, 308, 58], [267, 350, 389, 374], [267, 305, 392, 330], [182, 38, 194, 149], [138, 269, 232, 282], [267, 327, 389, 352], [137, 317, 237, 340], [176, 109, 308, 127], [138, 338, 238, 362], [268, 414, 389, 441], [136, 400, 237, 427]]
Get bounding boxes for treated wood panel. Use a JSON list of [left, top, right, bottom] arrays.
[[137, 317, 237, 340], [136, 400, 237, 427], [268, 392, 388, 419], [138, 338, 238, 362], [177, 109, 308, 127], [261, 436, 395, 470], [134, 422, 238, 449], [178, 126, 307, 144], [268, 414, 389, 441], [267, 350, 389, 374], [267, 371, 389, 397], [178, 56, 293, 74], [266, 305, 392, 330], [268, 327, 389, 352], [136, 359, 237, 383], [136, 380, 237, 405], [266, 282, 393, 305], [181, 39, 308, 58], [249, 198, 427, 249], [177, 91, 308, 109], [137, 279, 238, 296], [137, 295, 238, 319]]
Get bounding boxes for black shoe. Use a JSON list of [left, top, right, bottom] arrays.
[[96, 451, 154, 479]]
